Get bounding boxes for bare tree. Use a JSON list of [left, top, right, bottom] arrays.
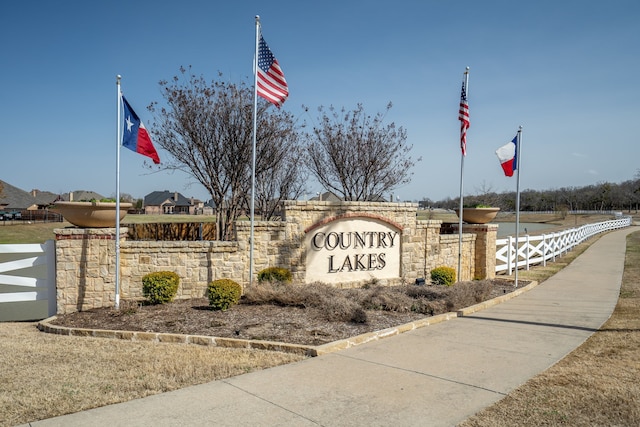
[[254, 143, 306, 219], [109, 192, 135, 203], [472, 181, 500, 207], [148, 67, 302, 240], [418, 197, 433, 209], [303, 103, 418, 201]]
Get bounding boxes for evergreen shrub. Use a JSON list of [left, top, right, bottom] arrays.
[[257, 267, 292, 282], [430, 266, 456, 286], [207, 279, 242, 311], [142, 271, 180, 304]]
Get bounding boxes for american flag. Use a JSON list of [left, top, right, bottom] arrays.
[[257, 35, 288, 108], [458, 80, 470, 156]]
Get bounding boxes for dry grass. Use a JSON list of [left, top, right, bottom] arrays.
[[0, 324, 303, 426], [242, 280, 497, 321], [509, 235, 599, 284], [459, 230, 640, 426]]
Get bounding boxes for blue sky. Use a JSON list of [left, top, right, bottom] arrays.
[[2, 0, 639, 203]]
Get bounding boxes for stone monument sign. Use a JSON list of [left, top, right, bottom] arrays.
[[305, 216, 401, 284]]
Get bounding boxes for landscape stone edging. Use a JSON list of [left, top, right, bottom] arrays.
[[37, 280, 539, 358], [457, 280, 540, 316]]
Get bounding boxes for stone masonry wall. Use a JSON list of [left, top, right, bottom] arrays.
[[54, 201, 496, 314], [55, 228, 126, 315]]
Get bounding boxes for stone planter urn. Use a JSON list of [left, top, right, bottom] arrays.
[[51, 201, 132, 228], [455, 207, 500, 224]]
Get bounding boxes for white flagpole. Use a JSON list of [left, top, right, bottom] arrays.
[[249, 15, 260, 288], [457, 67, 469, 282], [115, 75, 122, 309], [514, 126, 523, 288]]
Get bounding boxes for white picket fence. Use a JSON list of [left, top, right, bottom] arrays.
[[0, 241, 56, 321], [496, 217, 633, 274]]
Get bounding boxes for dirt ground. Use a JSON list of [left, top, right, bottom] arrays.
[[49, 280, 520, 346]]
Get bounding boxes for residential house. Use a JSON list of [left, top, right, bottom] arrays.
[[143, 190, 200, 215], [309, 191, 392, 202], [0, 180, 61, 210], [310, 191, 342, 202]]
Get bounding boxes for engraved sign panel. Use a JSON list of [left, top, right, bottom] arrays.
[[305, 217, 401, 284]]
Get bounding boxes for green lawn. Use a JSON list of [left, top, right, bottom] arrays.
[[0, 221, 70, 244], [0, 214, 218, 244]]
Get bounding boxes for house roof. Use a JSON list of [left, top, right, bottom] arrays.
[[365, 194, 389, 202], [144, 190, 193, 207], [61, 190, 106, 202], [310, 191, 342, 202], [0, 180, 60, 209], [308, 191, 390, 202]]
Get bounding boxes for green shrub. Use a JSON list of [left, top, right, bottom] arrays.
[[257, 267, 292, 282], [142, 271, 180, 304], [207, 279, 242, 311], [430, 266, 456, 286]]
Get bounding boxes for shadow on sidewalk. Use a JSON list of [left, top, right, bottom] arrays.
[[459, 315, 598, 332]]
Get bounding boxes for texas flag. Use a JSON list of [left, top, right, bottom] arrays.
[[122, 96, 160, 164], [495, 135, 518, 177]]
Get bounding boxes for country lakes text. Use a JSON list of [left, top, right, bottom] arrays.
[[311, 230, 399, 273]]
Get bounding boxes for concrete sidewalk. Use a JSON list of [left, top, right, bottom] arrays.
[[22, 227, 636, 427]]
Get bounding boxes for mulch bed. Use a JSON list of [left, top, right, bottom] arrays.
[[50, 280, 523, 346]]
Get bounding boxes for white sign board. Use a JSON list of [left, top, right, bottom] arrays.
[[305, 217, 401, 284]]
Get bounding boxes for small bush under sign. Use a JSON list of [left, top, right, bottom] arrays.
[[142, 271, 180, 304], [257, 267, 292, 282], [431, 266, 456, 286], [208, 279, 242, 311]]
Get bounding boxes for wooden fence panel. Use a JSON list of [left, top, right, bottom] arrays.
[[124, 222, 217, 241], [0, 240, 56, 321], [495, 217, 632, 274]]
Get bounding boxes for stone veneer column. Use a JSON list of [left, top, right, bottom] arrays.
[[54, 227, 127, 314], [460, 224, 498, 279], [412, 220, 444, 282], [235, 221, 288, 285]]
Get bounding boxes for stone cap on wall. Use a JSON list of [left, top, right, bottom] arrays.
[[54, 227, 129, 240], [284, 200, 419, 210]]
